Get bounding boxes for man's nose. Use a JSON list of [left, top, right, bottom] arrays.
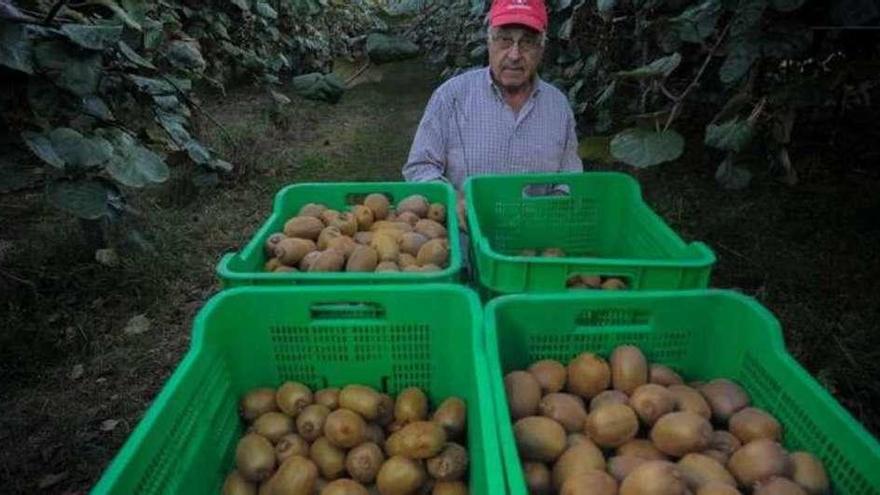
[[507, 43, 522, 61]]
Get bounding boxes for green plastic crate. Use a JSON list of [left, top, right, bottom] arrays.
[[217, 182, 463, 287], [464, 172, 715, 295], [484, 290, 880, 495], [92, 285, 501, 495]]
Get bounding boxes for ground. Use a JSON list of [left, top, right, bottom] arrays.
[[0, 58, 877, 494]]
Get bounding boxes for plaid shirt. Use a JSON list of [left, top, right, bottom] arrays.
[[402, 67, 583, 191]]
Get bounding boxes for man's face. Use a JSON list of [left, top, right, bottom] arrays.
[[488, 25, 545, 92]]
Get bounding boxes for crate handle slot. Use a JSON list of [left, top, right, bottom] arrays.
[[521, 183, 572, 198], [572, 307, 653, 329], [310, 302, 386, 320], [345, 192, 395, 205]]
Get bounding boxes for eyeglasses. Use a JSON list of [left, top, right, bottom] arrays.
[[490, 32, 543, 53]]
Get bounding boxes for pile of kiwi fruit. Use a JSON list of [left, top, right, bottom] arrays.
[[224, 382, 469, 495], [263, 193, 451, 274], [504, 345, 830, 495]]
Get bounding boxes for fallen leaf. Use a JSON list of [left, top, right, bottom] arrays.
[[69, 364, 84, 380], [38, 471, 68, 489], [123, 314, 151, 335], [100, 419, 119, 432]]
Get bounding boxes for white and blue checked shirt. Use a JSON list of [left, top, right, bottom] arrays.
[[402, 67, 583, 191]]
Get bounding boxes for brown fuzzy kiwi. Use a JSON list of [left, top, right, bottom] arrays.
[[222, 470, 257, 495], [396, 211, 421, 227], [253, 411, 295, 443], [310, 437, 347, 480], [416, 239, 449, 267], [427, 203, 446, 224], [269, 455, 318, 495], [432, 397, 467, 440], [789, 452, 829, 495], [432, 481, 467, 495], [320, 479, 370, 495], [315, 388, 340, 410], [754, 477, 808, 495], [236, 433, 276, 482], [617, 439, 668, 461], [504, 370, 542, 419], [327, 236, 358, 259], [296, 404, 331, 442], [265, 257, 283, 272], [376, 261, 400, 272], [371, 233, 400, 262], [414, 219, 447, 239], [364, 423, 386, 445], [650, 411, 713, 457], [551, 441, 606, 489], [346, 245, 379, 272], [318, 226, 344, 250], [514, 416, 567, 462], [364, 194, 391, 220], [386, 420, 447, 459], [567, 433, 590, 448], [629, 383, 677, 426], [370, 221, 413, 233], [330, 212, 358, 237], [240, 388, 279, 422], [394, 387, 429, 424], [566, 353, 611, 399], [398, 253, 418, 269], [276, 381, 313, 417], [338, 385, 385, 420], [702, 449, 730, 465], [323, 408, 367, 448], [320, 209, 341, 225], [528, 359, 567, 394], [397, 195, 430, 217], [650, 364, 684, 386], [699, 379, 751, 423], [275, 433, 310, 464], [309, 250, 346, 272], [426, 442, 469, 482], [608, 456, 650, 482], [542, 248, 566, 257], [601, 278, 628, 290], [728, 407, 782, 444], [299, 250, 322, 271], [298, 203, 328, 219], [265, 233, 286, 257], [399, 232, 430, 257], [727, 440, 792, 487], [274, 265, 298, 273], [345, 442, 385, 484], [275, 238, 317, 266], [284, 216, 324, 240], [669, 385, 713, 420], [376, 456, 427, 495], [610, 345, 648, 395], [523, 462, 553, 495], [538, 393, 587, 433], [560, 470, 618, 495], [377, 393, 395, 427], [677, 453, 737, 489], [353, 231, 374, 245], [696, 482, 743, 495], [584, 403, 640, 449], [589, 390, 629, 412], [619, 461, 687, 495], [353, 205, 375, 231]]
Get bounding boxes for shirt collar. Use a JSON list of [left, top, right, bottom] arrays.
[[485, 67, 543, 100]]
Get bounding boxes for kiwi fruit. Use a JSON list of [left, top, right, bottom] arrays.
[[559, 470, 618, 495], [629, 384, 676, 426], [728, 407, 782, 443], [432, 481, 467, 495], [650, 411, 713, 457], [789, 452, 829, 495], [617, 439, 668, 461], [386, 420, 447, 459], [370, 221, 413, 233], [265, 233, 286, 256], [364, 423, 387, 445], [265, 258, 283, 272], [601, 278, 627, 290], [416, 239, 449, 267], [542, 248, 566, 257], [315, 388, 341, 410], [504, 370, 542, 419], [699, 379, 750, 423], [589, 390, 629, 412], [566, 353, 611, 399], [414, 219, 447, 239], [619, 461, 687, 495], [551, 442, 606, 489], [400, 233, 430, 257], [753, 477, 808, 495], [514, 416, 567, 462], [271, 455, 319, 495], [223, 470, 257, 495], [371, 233, 400, 262], [300, 250, 323, 271], [310, 437, 347, 480], [299, 203, 328, 218], [528, 359, 567, 394], [324, 408, 367, 448], [398, 253, 418, 269], [432, 397, 466, 440], [396, 211, 421, 227], [538, 393, 587, 433], [276, 433, 310, 464], [566, 433, 590, 447], [346, 442, 385, 484], [328, 236, 358, 258], [709, 431, 742, 459], [394, 387, 429, 424], [331, 212, 358, 237], [584, 403, 639, 448], [677, 453, 737, 489], [377, 455, 427, 495], [318, 226, 344, 250], [610, 345, 648, 395], [650, 364, 684, 386], [309, 250, 346, 272], [427, 203, 446, 224], [354, 231, 374, 245], [346, 245, 380, 272], [274, 265, 298, 273], [276, 381, 313, 417], [727, 439, 791, 487], [339, 385, 384, 422], [241, 388, 279, 422], [397, 195, 430, 217], [696, 482, 743, 495], [321, 479, 370, 495], [523, 462, 553, 495], [377, 394, 396, 427], [427, 442, 469, 482], [376, 261, 400, 272], [702, 449, 730, 465], [275, 238, 317, 266], [296, 404, 331, 442], [320, 209, 342, 225], [253, 411, 295, 444], [236, 433, 276, 482], [284, 216, 324, 240], [353, 205, 375, 231], [364, 194, 391, 220], [608, 456, 650, 482], [668, 385, 712, 420]]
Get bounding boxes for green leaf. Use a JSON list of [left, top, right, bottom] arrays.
[[719, 40, 759, 84], [255, 1, 278, 19], [292, 72, 346, 103], [99, 129, 169, 187], [83, 95, 115, 121], [156, 112, 190, 144], [165, 40, 206, 72], [729, 0, 766, 38], [558, 16, 573, 40], [610, 128, 685, 168], [47, 178, 120, 220], [117, 40, 156, 69], [144, 18, 163, 50], [769, 0, 804, 11], [705, 118, 754, 152], [185, 139, 211, 165], [61, 24, 123, 50], [34, 40, 102, 96], [22, 131, 65, 169], [366, 33, 419, 64], [83, 0, 143, 30], [615, 53, 681, 79], [209, 158, 234, 173], [51, 128, 114, 168], [596, 80, 616, 107], [129, 75, 175, 95], [671, 0, 722, 43], [597, 0, 616, 13], [230, 0, 251, 11], [0, 21, 34, 74], [715, 156, 752, 190]]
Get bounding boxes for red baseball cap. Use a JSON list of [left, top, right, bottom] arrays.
[[489, 0, 549, 33]]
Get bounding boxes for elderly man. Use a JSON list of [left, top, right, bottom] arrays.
[[402, 0, 583, 229]]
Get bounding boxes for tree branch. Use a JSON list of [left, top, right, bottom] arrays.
[[160, 75, 233, 143], [44, 0, 68, 23], [345, 61, 372, 88]]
